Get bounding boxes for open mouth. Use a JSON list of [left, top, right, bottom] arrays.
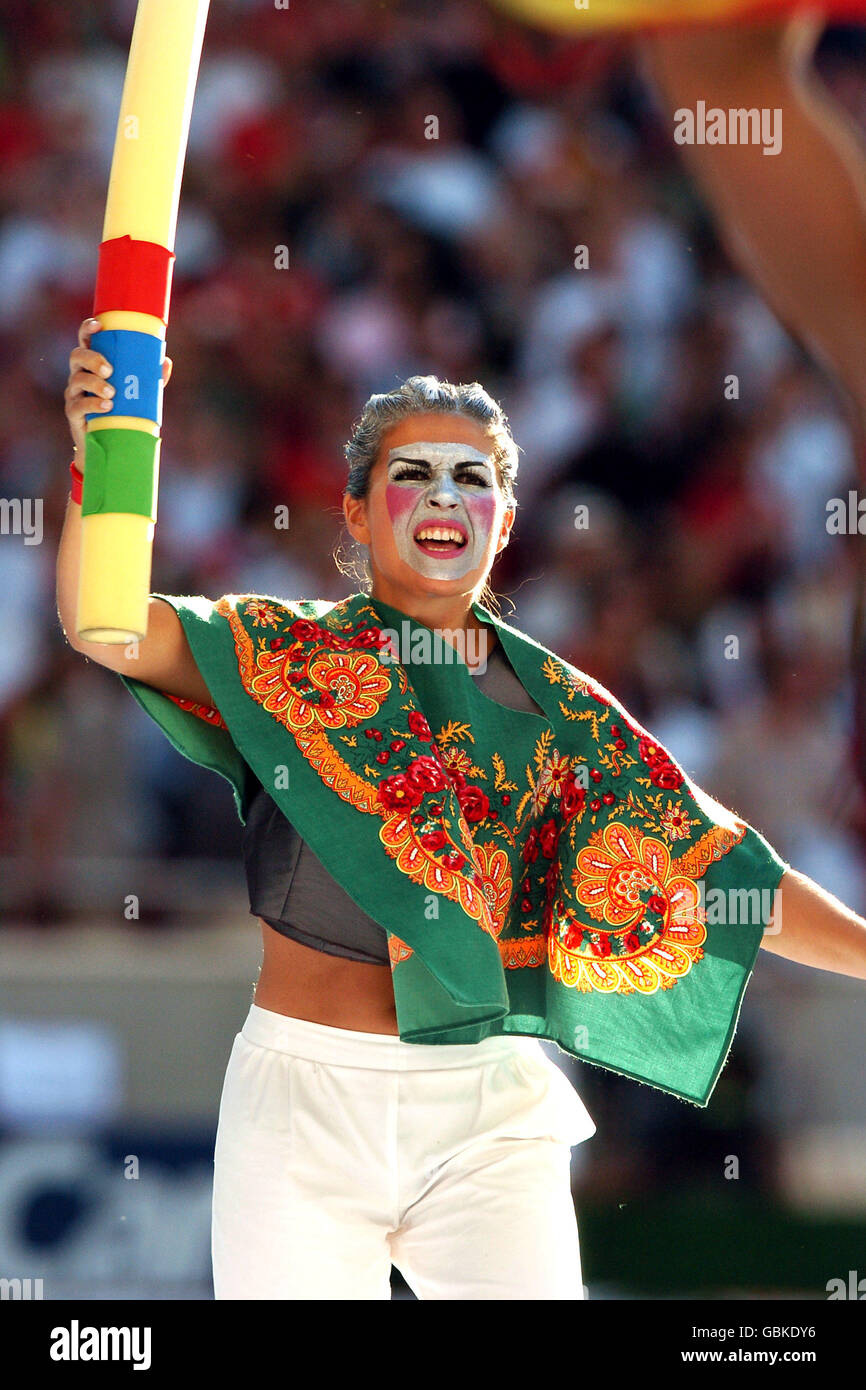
[[413, 523, 468, 556]]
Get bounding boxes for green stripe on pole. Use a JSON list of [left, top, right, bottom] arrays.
[[82, 429, 160, 520]]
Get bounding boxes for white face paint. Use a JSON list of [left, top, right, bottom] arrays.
[[384, 441, 499, 580]]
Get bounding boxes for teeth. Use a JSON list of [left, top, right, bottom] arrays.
[[415, 528, 465, 544]]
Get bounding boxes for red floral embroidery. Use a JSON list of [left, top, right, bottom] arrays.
[[538, 819, 559, 858], [288, 617, 389, 652], [650, 762, 683, 790], [215, 595, 494, 934], [210, 594, 757, 1007], [544, 862, 559, 900], [458, 785, 490, 823], [638, 735, 684, 790], [561, 771, 586, 821], [406, 755, 449, 792], [349, 626, 386, 648], [378, 774, 425, 811], [590, 934, 612, 958], [407, 710, 433, 741], [420, 829, 448, 851]]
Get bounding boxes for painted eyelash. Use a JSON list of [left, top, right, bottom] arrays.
[[392, 465, 490, 485]]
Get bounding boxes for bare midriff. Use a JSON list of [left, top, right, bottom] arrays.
[[253, 918, 400, 1034]]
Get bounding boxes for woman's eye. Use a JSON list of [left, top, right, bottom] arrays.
[[391, 465, 489, 485], [393, 466, 429, 481]]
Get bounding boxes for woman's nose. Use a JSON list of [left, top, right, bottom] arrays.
[[427, 476, 461, 506]]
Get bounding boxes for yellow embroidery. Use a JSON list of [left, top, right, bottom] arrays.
[[380, 810, 493, 931], [555, 820, 709, 995]]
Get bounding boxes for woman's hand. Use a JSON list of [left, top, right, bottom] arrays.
[[57, 317, 214, 706], [761, 867, 866, 979], [64, 316, 172, 460]]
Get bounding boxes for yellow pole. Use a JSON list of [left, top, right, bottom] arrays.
[[77, 0, 210, 643]]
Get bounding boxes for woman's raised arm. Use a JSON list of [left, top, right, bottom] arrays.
[[56, 316, 216, 708]]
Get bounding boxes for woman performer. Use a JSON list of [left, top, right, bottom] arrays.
[[58, 319, 866, 1300]]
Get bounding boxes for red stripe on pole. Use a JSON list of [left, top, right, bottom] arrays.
[[93, 235, 176, 322]]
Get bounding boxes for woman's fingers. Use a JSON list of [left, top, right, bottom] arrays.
[[74, 321, 173, 383], [66, 366, 114, 400], [65, 376, 115, 424], [69, 345, 113, 378], [77, 316, 101, 350], [68, 321, 170, 435]]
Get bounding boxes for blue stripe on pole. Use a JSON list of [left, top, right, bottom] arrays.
[[84, 328, 165, 424]]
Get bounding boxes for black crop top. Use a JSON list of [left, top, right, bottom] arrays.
[[243, 640, 545, 965]]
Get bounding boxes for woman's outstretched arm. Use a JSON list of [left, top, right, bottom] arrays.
[[641, 14, 866, 428], [761, 865, 866, 977]]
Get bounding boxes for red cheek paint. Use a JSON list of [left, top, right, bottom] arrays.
[[386, 483, 416, 526], [466, 492, 496, 537]]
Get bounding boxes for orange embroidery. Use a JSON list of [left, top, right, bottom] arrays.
[[499, 934, 547, 969], [675, 821, 747, 877], [252, 647, 391, 731], [474, 842, 513, 939], [555, 820, 708, 995], [389, 936, 414, 967], [380, 811, 493, 931], [164, 693, 227, 730]]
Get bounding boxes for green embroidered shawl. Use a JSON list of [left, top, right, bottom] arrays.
[[119, 590, 788, 1106]]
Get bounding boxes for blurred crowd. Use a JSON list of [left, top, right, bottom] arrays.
[[1, 0, 866, 950]]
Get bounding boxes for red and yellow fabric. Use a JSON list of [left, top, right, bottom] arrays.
[[487, 0, 866, 33]]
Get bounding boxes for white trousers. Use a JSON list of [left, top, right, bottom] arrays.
[[212, 1003, 596, 1300]]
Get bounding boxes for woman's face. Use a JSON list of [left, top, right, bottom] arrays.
[[343, 412, 515, 607]]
